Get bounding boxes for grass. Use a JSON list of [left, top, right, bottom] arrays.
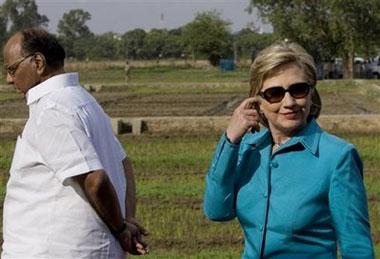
[[1, 63, 380, 103], [0, 132, 379, 257], [121, 134, 243, 258], [61, 62, 250, 85], [0, 92, 19, 102], [317, 79, 358, 93], [120, 133, 379, 258], [127, 66, 249, 84], [0, 62, 379, 257]]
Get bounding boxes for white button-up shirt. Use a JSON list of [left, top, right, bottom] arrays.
[[2, 73, 127, 259]]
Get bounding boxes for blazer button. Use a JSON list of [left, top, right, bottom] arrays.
[[271, 161, 279, 168]]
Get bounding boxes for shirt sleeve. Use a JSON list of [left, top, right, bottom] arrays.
[[32, 107, 104, 184], [329, 145, 375, 258], [114, 135, 127, 161], [203, 133, 240, 221]]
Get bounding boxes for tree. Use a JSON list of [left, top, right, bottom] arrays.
[[57, 9, 93, 60], [234, 28, 274, 60], [0, 8, 8, 58], [164, 28, 185, 58], [138, 29, 183, 59], [1, 0, 48, 34], [88, 32, 123, 60], [183, 10, 233, 66], [122, 28, 184, 60], [141, 29, 168, 59], [122, 28, 147, 59], [328, 0, 380, 78], [249, 0, 380, 78]]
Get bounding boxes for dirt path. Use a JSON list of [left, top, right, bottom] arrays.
[[0, 90, 379, 119]]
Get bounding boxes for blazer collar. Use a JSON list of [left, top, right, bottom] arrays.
[[243, 119, 322, 156], [291, 119, 322, 156]]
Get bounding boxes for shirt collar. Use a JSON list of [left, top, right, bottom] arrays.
[[243, 119, 322, 156], [26, 73, 80, 105]]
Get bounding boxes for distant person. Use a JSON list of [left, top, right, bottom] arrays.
[[2, 27, 148, 258], [204, 41, 374, 258], [125, 60, 131, 82]]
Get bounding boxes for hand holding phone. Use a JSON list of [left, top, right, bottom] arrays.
[[250, 101, 261, 133], [226, 97, 262, 144]]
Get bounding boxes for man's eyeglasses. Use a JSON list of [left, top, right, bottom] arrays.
[[258, 82, 312, 103], [5, 53, 34, 77]]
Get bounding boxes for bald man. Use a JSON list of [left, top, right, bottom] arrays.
[[2, 27, 148, 258]]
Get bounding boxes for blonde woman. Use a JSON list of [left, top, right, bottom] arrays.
[[204, 41, 374, 258]]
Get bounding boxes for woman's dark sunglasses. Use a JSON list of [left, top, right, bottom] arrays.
[[258, 82, 312, 103]]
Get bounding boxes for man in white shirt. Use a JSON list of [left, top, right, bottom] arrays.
[[2, 27, 148, 258]]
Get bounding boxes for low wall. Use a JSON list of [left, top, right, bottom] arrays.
[[1, 115, 380, 136], [112, 115, 380, 135]]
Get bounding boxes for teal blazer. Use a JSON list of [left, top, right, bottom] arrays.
[[204, 120, 374, 258]]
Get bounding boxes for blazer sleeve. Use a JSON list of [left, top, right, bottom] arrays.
[[203, 133, 240, 221], [329, 144, 375, 259]]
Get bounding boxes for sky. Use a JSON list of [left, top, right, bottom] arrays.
[[2, 0, 272, 34]]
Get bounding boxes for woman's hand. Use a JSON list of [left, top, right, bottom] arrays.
[[226, 97, 261, 144]]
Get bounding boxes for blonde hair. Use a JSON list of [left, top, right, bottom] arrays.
[[249, 41, 321, 120]]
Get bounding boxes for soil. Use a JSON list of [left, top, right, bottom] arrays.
[[1, 90, 379, 119]]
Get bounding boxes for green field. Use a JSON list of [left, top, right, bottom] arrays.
[[0, 63, 379, 257], [1, 132, 379, 258], [126, 133, 380, 258], [1, 65, 380, 119]]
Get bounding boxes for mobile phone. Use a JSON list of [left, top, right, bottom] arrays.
[[251, 102, 261, 133]]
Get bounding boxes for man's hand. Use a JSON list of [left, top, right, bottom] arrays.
[[117, 220, 149, 255], [126, 217, 149, 236]]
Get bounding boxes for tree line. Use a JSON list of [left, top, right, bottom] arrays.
[[1, 0, 380, 78], [0, 0, 272, 64], [249, 0, 380, 78]]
